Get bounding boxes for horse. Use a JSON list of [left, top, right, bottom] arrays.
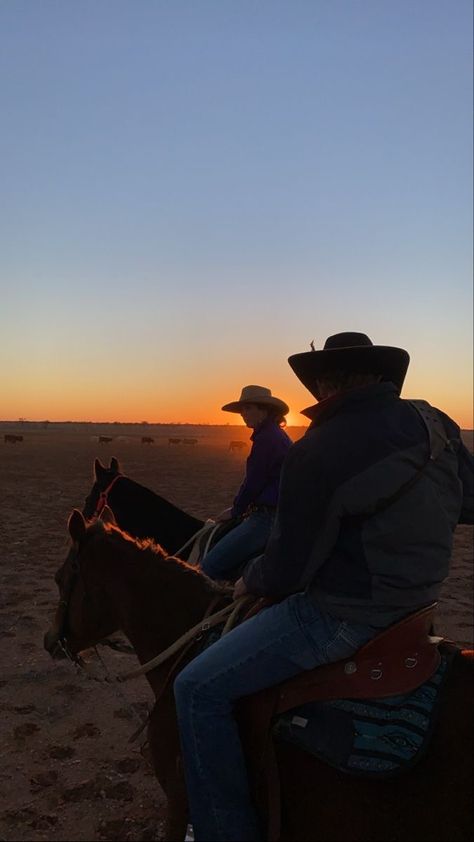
[[44, 512, 474, 842], [229, 440, 247, 451], [4, 433, 23, 444], [82, 457, 204, 556]]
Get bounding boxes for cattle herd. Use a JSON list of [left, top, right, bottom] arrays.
[[2, 433, 249, 449]]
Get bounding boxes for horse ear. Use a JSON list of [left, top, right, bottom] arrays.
[[100, 505, 116, 525], [94, 458, 106, 479], [110, 457, 120, 473], [68, 509, 86, 543]]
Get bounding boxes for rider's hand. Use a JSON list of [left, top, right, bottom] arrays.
[[215, 507, 233, 522], [233, 577, 248, 600]]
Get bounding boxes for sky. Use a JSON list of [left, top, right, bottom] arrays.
[[0, 0, 472, 427]]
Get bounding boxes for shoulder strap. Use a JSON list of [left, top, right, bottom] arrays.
[[406, 400, 450, 461], [370, 400, 450, 516]]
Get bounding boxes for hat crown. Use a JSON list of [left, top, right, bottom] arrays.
[[239, 385, 272, 401], [323, 332, 373, 351]]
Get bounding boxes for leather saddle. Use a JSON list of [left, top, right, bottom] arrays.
[[237, 602, 442, 841]]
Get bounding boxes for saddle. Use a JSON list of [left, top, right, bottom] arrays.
[[237, 602, 442, 841]]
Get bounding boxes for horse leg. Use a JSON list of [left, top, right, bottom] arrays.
[[147, 700, 189, 842]]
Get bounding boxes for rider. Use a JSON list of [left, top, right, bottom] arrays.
[[174, 332, 474, 842], [200, 385, 292, 581]]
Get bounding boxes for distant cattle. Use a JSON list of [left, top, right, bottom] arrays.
[[98, 436, 113, 444], [4, 434, 23, 444], [229, 440, 247, 451], [141, 436, 154, 444], [183, 438, 198, 446], [168, 438, 182, 445]]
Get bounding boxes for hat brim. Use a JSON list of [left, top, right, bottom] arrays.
[[288, 346, 410, 399], [222, 397, 289, 415]]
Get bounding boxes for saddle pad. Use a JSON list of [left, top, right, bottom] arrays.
[[273, 654, 449, 778]]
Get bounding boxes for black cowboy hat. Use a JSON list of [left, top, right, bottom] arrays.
[[288, 332, 410, 400]]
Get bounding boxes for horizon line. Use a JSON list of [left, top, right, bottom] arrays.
[[0, 418, 310, 427]]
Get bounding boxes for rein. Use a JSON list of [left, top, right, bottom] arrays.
[[173, 520, 221, 563], [118, 594, 254, 682]]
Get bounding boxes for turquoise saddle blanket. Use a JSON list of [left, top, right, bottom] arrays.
[[273, 654, 449, 778]]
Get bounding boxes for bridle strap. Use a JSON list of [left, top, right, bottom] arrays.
[[56, 546, 82, 661], [94, 474, 123, 518]]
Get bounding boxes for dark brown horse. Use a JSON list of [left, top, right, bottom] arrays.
[[44, 511, 474, 842], [82, 457, 204, 555]]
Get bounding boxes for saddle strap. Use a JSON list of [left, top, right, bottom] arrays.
[[276, 644, 441, 715]]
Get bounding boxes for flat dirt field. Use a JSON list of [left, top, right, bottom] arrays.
[[0, 423, 472, 842]]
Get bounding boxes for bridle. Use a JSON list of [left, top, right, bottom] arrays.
[[55, 543, 88, 664], [91, 474, 123, 518]]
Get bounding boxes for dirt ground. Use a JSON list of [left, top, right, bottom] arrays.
[[0, 423, 472, 842]]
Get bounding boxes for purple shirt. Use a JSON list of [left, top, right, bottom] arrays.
[[231, 419, 293, 517]]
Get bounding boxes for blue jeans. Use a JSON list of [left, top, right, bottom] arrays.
[[201, 510, 274, 581], [174, 592, 380, 842]]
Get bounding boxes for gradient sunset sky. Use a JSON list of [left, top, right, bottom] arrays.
[[1, 1, 472, 428]]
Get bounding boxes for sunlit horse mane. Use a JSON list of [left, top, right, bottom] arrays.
[[85, 517, 222, 591]]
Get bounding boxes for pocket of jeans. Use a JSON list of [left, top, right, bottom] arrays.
[[324, 625, 359, 663], [325, 622, 375, 662]]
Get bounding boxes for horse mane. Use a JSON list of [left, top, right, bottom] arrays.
[[86, 519, 225, 595]]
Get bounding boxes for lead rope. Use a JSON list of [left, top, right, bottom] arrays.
[[93, 645, 149, 738]]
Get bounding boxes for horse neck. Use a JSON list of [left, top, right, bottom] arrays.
[[109, 477, 204, 553], [97, 530, 220, 694]]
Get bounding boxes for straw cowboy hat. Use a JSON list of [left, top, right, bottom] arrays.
[[288, 332, 410, 400], [222, 385, 289, 415]]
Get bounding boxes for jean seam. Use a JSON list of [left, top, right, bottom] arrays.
[[188, 688, 229, 839], [291, 595, 333, 663]]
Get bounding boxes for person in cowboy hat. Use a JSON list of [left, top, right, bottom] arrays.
[[200, 385, 292, 581], [174, 332, 473, 842]]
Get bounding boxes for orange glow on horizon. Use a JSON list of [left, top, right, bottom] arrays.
[[1, 358, 472, 429], [1, 391, 472, 429]]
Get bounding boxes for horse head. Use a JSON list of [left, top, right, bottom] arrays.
[[82, 457, 121, 520], [44, 509, 120, 659]]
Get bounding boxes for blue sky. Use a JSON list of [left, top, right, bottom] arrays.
[[0, 0, 472, 424]]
